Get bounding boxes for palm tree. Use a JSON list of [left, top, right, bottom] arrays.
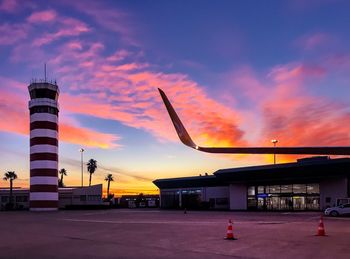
[[59, 168, 67, 187], [104, 173, 114, 199], [87, 159, 97, 186], [3, 171, 17, 207]]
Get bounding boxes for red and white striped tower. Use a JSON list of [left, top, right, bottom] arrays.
[[28, 79, 59, 211]]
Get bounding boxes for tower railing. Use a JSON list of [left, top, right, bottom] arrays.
[[30, 78, 57, 85]]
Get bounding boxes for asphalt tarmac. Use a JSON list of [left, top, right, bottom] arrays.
[[0, 209, 349, 259]]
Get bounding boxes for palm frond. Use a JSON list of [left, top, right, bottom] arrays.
[[87, 159, 98, 174], [3, 171, 17, 180]]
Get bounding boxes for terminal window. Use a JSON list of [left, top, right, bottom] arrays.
[[247, 183, 320, 211]]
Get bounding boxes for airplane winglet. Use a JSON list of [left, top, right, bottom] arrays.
[[158, 88, 350, 155], [158, 88, 198, 149]]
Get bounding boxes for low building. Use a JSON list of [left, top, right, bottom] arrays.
[[0, 188, 29, 210], [153, 157, 350, 211], [119, 194, 160, 208], [0, 184, 103, 210]]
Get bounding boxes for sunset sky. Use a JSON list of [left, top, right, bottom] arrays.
[[1, 0, 350, 196]]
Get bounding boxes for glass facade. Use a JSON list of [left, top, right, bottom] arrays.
[[161, 189, 202, 209], [247, 183, 320, 211]]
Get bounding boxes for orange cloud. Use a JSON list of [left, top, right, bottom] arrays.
[[60, 123, 120, 149], [48, 42, 247, 148], [4, 15, 350, 167], [0, 78, 120, 149], [52, 41, 345, 156], [0, 94, 28, 135], [259, 62, 350, 162], [212, 61, 350, 164]]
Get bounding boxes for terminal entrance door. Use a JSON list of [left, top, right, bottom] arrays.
[[248, 184, 320, 211], [258, 196, 299, 211], [293, 196, 306, 210], [266, 195, 280, 210], [280, 196, 293, 210]]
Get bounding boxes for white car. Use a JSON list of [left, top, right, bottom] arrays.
[[324, 203, 350, 216]]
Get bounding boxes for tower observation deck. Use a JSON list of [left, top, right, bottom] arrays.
[[28, 79, 59, 211]]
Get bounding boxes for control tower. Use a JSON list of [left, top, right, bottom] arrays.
[[28, 79, 59, 211]]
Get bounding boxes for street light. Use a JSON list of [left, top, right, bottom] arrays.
[[271, 139, 278, 164], [79, 148, 85, 187]]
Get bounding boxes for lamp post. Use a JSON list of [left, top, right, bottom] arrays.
[[271, 139, 278, 164], [79, 148, 84, 187]]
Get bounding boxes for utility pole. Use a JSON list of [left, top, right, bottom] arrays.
[[271, 139, 278, 164], [80, 148, 85, 187]]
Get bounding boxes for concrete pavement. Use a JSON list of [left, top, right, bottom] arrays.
[[0, 209, 349, 258]]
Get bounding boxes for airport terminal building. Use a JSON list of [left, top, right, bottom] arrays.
[[153, 157, 350, 211]]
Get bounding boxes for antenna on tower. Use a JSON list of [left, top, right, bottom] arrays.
[[44, 63, 47, 82]]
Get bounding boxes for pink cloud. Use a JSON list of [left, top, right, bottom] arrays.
[[10, 42, 47, 63], [258, 63, 349, 161], [261, 95, 350, 148], [0, 90, 28, 136], [47, 41, 246, 147], [66, 41, 83, 50], [3, 4, 349, 164], [324, 54, 350, 75], [33, 17, 90, 46], [225, 66, 268, 102], [101, 63, 149, 72], [212, 60, 350, 164], [106, 50, 131, 62], [6, 12, 91, 64], [295, 32, 336, 51], [268, 63, 326, 82], [63, 0, 138, 46], [0, 0, 17, 12], [60, 93, 136, 124], [27, 9, 57, 23], [0, 23, 28, 45]]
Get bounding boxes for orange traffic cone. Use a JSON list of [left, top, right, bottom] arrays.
[[225, 219, 237, 240], [316, 215, 326, 236]]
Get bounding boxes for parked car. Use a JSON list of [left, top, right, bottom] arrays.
[[324, 203, 350, 216]]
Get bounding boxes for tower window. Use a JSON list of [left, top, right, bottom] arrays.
[[30, 106, 58, 115], [30, 89, 58, 100]]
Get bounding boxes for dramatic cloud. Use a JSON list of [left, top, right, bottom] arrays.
[[2, 1, 349, 155], [217, 61, 350, 162], [44, 34, 350, 156], [2, 0, 350, 194], [261, 62, 350, 148], [45, 39, 247, 148]]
